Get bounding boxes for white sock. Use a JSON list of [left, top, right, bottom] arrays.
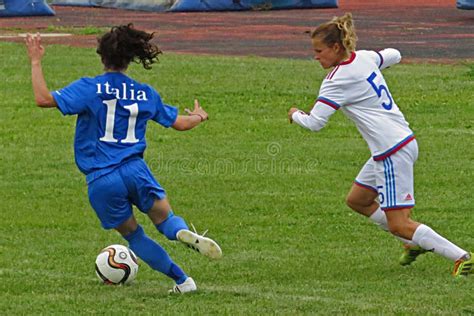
[[412, 224, 468, 261], [369, 208, 416, 246]]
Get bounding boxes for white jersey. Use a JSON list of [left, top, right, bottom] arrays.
[[292, 49, 414, 161]]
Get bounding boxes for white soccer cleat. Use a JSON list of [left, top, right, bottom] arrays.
[[169, 277, 197, 294], [176, 224, 222, 260]]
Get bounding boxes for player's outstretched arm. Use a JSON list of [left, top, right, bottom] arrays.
[[172, 99, 208, 131], [25, 33, 56, 108], [288, 101, 336, 132]]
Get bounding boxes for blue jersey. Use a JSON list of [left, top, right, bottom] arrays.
[[52, 72, 178, 183]]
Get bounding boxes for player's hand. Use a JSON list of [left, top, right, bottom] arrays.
[[25, 33, 45, 64], [288, 107, 299, 123], [185, 99, 208, 122]]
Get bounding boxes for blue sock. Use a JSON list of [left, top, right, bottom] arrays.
[[124, 225, 187, 284], [156, 211, 188, 240]]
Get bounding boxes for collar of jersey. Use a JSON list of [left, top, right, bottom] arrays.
[[338, 51, 356, 66]]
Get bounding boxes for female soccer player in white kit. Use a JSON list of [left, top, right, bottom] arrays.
[[288, 13, 472, 277]]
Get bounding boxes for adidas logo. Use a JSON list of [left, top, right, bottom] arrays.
[[404, 194, 413, 201]]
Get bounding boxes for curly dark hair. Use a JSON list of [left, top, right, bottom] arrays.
[[97, 24, 162, 71]]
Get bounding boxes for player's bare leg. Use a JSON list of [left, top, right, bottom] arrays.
[[346, 184, 390, 233], [346, 183, 379, 217], [115, 215, 139, 236], [346, 184, 428, 264], [384, 208, 419, 240], [147, 198, 173, 225], [346, 184, 415, 245]]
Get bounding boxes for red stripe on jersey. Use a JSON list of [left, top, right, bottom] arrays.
[[317, 98, 340, 110], [373, 135, 415, 161], [326, 67, 336, 80], [328, 65, 340, 80], [339, 52, 356, 65], [325, 52, 356, 80], [383, 205, 415, 211]]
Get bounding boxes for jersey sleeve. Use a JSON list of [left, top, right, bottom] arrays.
[[377, 48, 401, 70], [360, 49, 401, 70], [291, 80, 343, 132], [52, 78, 95, 116], [292, 102, 337, 132], [317, 79, 346, 109], [151, 91, 178, 128]]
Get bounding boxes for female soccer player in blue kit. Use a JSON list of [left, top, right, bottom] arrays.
[[26, 24, 222, 293], [288, 13, 472, 277]]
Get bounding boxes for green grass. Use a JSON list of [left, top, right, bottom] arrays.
[[0, 25, 110, 35], [0, 41, 473, 314], [44, 25, 110, 35]]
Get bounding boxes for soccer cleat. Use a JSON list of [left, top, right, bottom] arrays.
[[452, 253, 473, 278], [399, 245, 429, 266], [169, 277, 197, 294], [176, 224, 222, 260]]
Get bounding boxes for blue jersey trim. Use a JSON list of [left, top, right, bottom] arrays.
[[383, 159, 391, 207], [317, 96, 341, 110], [353, 180, 378, 193], [388, 157, 396, 207], [383, 157, 396, 208]]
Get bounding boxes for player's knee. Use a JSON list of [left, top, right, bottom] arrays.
[[115, 216, 139, 237], [346, 195, 363, 212]]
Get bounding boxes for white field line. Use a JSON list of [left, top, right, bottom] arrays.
[[0, 33, 72, 39]]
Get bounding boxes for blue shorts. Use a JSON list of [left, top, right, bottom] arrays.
[[87, 159, 166, 229]]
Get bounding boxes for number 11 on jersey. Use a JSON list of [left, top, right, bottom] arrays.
[[100, 99, 139, 144]]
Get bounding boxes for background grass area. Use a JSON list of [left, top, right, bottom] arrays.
[[1, 25, 108, 35], [0, 42, 473, 314]]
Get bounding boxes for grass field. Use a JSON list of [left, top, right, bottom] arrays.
[[0, 41, 473, 314]]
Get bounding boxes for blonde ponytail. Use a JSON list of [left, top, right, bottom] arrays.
[[311, 12, 358, 54], [333, 13, 357, 52]]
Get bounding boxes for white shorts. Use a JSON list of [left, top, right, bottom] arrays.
[[355, 140, 418, 211]]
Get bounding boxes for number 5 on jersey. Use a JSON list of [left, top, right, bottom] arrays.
[[367, 72, 393, 110], [100, 99, 139, 144]]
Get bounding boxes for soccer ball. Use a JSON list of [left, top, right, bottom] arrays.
[[95, 244, 139, 285]]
